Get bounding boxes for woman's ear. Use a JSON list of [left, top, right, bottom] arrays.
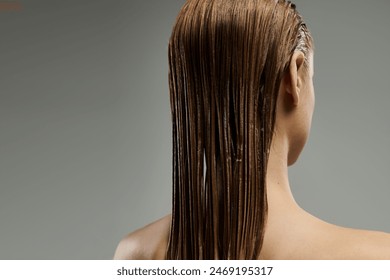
[[285, 51, 305, 106]]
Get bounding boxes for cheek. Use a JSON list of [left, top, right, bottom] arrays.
[[303, 85, 315, 142], [287, 84, 314, 166], [287, 116, 309, 166], [308, 83, 315, 124]]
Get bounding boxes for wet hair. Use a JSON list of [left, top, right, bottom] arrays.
[[166, 0, 313, 259]]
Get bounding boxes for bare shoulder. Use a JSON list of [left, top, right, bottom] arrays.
[[113, 214, 171, 260], [270, 211, 390, 259], [339, 228, 390, 259], [348, 231, 390, 260]]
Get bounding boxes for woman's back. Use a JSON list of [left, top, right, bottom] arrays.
[[114, 210, 390, 259]]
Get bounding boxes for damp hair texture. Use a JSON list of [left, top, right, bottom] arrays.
[[167, 0, 313, 259]]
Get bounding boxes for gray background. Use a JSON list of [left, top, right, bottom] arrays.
[[0, 0, 389, 259]]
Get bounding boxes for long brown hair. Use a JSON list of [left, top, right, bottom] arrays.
[[167, 0, 313, 259]]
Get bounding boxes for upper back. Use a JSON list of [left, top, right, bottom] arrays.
[[114, 214, 390, 260]]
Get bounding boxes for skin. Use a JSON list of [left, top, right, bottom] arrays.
[[114, 52, 390, 260]]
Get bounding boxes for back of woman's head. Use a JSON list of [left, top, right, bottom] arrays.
[[167, 0, 313, 259]]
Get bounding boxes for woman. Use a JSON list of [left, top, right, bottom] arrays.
[[114, 0, 390, 259]]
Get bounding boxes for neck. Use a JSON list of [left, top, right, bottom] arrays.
[[266, 133, 299, 212], [259, 133, 307, 259]]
